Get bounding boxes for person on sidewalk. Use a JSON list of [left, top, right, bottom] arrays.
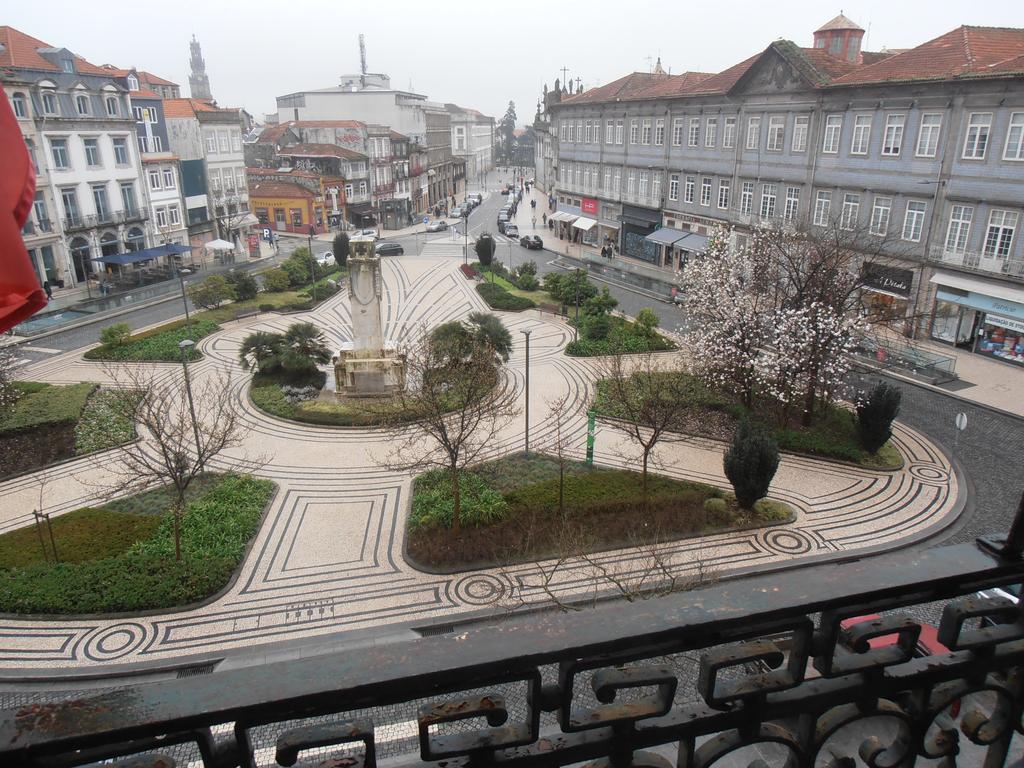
[[42, 280, 53, 301]]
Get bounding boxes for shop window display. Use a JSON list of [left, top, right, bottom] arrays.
[[977, 315, 1024, 366]]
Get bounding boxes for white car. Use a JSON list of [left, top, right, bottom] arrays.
[[359, 229, 379, 240], [317, 251, 335, 266]]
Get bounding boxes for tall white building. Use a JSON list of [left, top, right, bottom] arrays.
[[446, 104, 495, 185]]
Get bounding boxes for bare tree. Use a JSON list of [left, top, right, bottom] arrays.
[[543, 393, 574, 521], [104, 365, 251, 561], [0, 346, 18, 412], [378, 325, 519, 536], [596, 351, 694, 507]]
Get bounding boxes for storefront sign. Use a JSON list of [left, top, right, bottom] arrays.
[[581, 197, 598, 216], [985, 313, 1024, 336], [936, 289, 1024, 322], [862, 264, 913, 296]]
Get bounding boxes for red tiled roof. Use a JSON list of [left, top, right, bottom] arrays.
[[815, 14, 863, 33], [247, 180, 314, 199], [688, 53, 761, 95], [860, 50, 900, 65], [100, 65, 179, 89], [0, 25, 109, 75], [276, 142, 366, 160], [560, 72, 673, 104], [256, 123, 296, 143], [831, 26, 1024, 86], [389, 129, 407, 140], [162, 98, 239, 118], [628, 71, 716, 100]]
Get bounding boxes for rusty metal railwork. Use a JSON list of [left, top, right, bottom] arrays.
[[3, 532, 1024, 768]]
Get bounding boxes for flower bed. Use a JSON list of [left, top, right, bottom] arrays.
[[84, 319, 220, 362]]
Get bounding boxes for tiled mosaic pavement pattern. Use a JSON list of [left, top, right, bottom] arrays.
[[0, 256, 960, 668]]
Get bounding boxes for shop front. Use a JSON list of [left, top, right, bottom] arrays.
[[930, 270, 1024, 367], [860, 264, 914, 332], [621, 204, 661, 264]]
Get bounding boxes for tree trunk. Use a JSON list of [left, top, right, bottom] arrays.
[[558, 461, 565, 521], [641, 450, 649, 512], [451, 468, 461, 536], [173, 497, 183, 562], [802, 366, 818, 428]]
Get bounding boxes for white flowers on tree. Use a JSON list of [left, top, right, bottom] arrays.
[[683, 224, 868, 426]]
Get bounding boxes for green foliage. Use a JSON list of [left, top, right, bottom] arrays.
[[476, 282, 536, 311], [541, 271, 565, 300], [475, 234, 497, 266], [280, 249, 314, 286], [467, 312, 513, 362], [703, 497, 729, 516], [332, 232, 350, 267], [99, 322, 132, 347], [583, 286, 618, 317], [280, 322, 331, 374], [566, 317, 676, 356], [517, 261, 538, 277], [516, 273, 539, 291], [581, 313, 611, 341], [74, 389, 140, 455], [84, 319, 219, 362], [239, 331, 285, 373], [0, 382, 96, 437], [856, 382, 902, 454], [187, 274, 236, 309], [261, 268, 291, 293], [410, 470, 508, 531], [723, 420, 780, 509], [225, 270, 258, 301], [635, 308, 660, 338], [0, 475, 274, 614]]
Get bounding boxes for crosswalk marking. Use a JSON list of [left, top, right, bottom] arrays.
[[19, 346, 62, 354]]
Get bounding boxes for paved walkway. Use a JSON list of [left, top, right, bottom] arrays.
[[0, 256, 961, 669]]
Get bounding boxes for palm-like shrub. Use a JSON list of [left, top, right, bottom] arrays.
[[280, 322, 332, 374], [239, 331, 284, 373], [467, 312, 513, 362]]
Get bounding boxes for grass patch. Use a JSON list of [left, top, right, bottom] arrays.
[[0, 474, 274, 614], [407, 454, 791, 569], [476, 282, 536, 311], [0, 382, 96, 436], [84, 319, 219, 362], [73, 389, 141, 454], [566, 316, 676, 357], [592, 371, 902, 469], [478, 269, 551, 305]]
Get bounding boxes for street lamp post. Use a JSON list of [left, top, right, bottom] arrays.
[[520, 329, 531, 457], [178, 339, 203, 472], [463, 209, 469, 265], [307, 225, 317, 302], [573, 270, 582, 341]]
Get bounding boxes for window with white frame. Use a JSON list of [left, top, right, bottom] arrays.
[[784, 186, 800, 221], [700, 177, 712, 206], [655, 118, 665, 146], [148, 168, 161, 190], [168, 204, 180, 225], [792, 116, 809, 152], [218, 131, 229, 152], [723, 117, 736, 148], [746, 116, 760, 150], [984, 209, 1018, 259], [630, 119, 639, 144], [615, 120, 623, 144], [49, 138, 69, 169], [688, 117, 699, 147], [813, 190, 832, 226], [105, 96, 118, 117], [345, 183, 353, 198], [209, 168, 221, 191], [718, 179, 730, 210], [652, 173, 661, 201], [641, 118, 651, 145], [575, 164, 581, 188], [592, 121, 600, 143], [604, 168, 612, 191], [577, 120, 583, 142], [567, 121, 575, 143], [963, 112, 992, 159], [560, 121, 567, 142], [156, 206, 168, 227], [850, 114, 871, 155], [669, 174, 679, 201], [1004, 112, 1024, 161], [684, 176, 695, 204], [613, 168, 620, 192], [205, 132, 217, 153], [672, 118, 684, 146], [606, 119, 613, 144], [231, 132, 241, 152], [822, 114, 842, 153], [83, 137, 100, 167], [12, 92, 27, 119], [705, 117, 717, 148], [869, 196, 892, 236], [627, 169, 636, 196], [767, 116, 785, 151], [75, 93, 89, 116], [112, 137, 129, 165], [944, 205, 973, 253], [916, 113, 942, 157], [882, 114, 905, 156], [760, 183, 777, 218], [740, 182, 754, 214], [902, 200, 927, 241], [583, 166, 591, 189], [120, 182, 136, 215], [638, 171, 648, 198], [162, 168, 174, 188], [42, 91, 57, 115], [841, 193, 860, 229]]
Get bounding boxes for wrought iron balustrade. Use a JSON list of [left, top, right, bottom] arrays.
[[4, 513, 1024, 768], [929, 246, 1024, 282]]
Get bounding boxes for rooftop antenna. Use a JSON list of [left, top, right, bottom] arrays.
[[359, 33, 367, 89], [644, 55, 654, 73], [865, 21, 872, 50]]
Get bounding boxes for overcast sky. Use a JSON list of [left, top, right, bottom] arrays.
[[6, 0, 1020, 126]]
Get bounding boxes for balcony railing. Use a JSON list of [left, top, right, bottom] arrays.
[[3, 510, 1024, 768], [21, 219, 52, 236], [929, 245, 1024, 282], [62, 209, 148, 231]]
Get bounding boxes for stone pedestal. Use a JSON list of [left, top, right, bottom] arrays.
[[333, 343, 407, 397]]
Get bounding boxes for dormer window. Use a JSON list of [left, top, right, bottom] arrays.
[[41, 91, 58, 115], [105, 96, 119, 117], [127, 74, 139, 91], [60, 58, 74, 73], [11, 92, 27, 119], [75, 93, 89, 116]]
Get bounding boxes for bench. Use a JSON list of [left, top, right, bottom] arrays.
[[235, 309, 260, 322]]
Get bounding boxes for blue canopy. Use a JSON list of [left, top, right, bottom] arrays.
[[96, 244, 191, 265]]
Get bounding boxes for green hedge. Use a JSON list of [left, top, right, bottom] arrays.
[[0, 383, 96, 437], [565, 317, 676, 357], [74, 389, 140, 454], [476, 282, 536, 311], [84, 319, 219, 362], [0, 475, 274, 614]]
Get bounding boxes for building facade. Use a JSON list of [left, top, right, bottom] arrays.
[[447, 104, 495, 186], [551, 17, 1024, 363], [2, 26, 150, 288]]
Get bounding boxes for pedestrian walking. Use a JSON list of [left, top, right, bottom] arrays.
[[542, 212, 547, 226], [42, 280, 52, 301]]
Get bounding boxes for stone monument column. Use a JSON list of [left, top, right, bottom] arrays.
[[349, 244, 384, 353]]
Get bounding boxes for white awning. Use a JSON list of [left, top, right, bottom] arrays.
[[930, 270, 1024, 304], [238, 213, 260, 227], [572, 216, 597, 231], [550, 211, 576, 223]]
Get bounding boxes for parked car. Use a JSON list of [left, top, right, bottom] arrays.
[[504, 224, 520, 238], [500, 188, 510, 195], [375, 241, 404, 256], [356, 229, 378, 241], [520, 235, 543, 250], [450, 206, 464, 219], [426, 220, 448, 232], [467, 193, 483, 205], [318, 251, 335, 266]]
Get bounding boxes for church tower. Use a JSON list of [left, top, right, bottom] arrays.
[[188, 35, 212, 101]]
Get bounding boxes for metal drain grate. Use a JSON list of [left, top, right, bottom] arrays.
[[176, 662, 218, 678], [415, 623, 456, 637]]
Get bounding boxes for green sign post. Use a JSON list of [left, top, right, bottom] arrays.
[[586, 409, 596, 464]]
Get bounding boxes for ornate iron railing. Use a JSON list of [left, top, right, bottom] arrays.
[[3, 512, 1024, 768]]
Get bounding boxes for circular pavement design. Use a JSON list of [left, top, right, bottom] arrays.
[[0, 256, 961, 669]]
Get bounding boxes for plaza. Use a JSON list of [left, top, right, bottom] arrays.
[[0, 252, 962, 669]]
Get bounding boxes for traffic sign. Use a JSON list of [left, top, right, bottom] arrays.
[[423, 216, 429, 225], [262, 227, 272, 241]]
